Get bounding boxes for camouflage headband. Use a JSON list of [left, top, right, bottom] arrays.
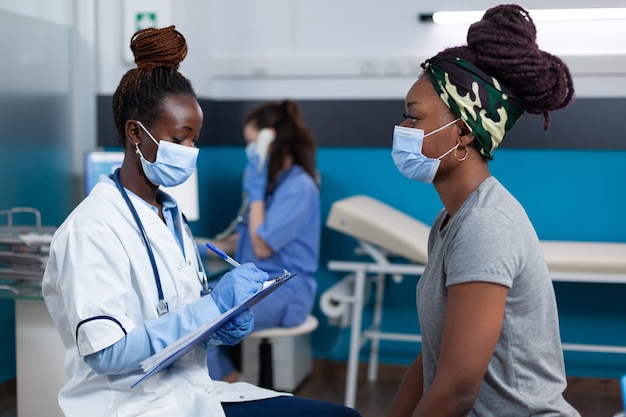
[[421, 56, 525, 159]]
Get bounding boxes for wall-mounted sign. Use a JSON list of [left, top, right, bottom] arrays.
[[122, 0, 173, 63]]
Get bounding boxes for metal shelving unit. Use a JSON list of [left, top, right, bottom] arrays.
[[0, 207, 56, 299]]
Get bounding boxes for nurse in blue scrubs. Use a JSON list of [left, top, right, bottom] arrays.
[[207, 100, 320, 381]]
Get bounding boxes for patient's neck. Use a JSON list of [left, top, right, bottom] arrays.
[[434, 158, 490, 218]]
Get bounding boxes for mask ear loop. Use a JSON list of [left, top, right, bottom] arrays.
[[454, 142, 468, 161]]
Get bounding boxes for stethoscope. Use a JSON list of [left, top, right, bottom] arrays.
[[112, 168, 210, 316]]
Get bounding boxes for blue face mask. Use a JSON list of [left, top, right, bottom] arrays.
[[391, 119, 460, 183], [135, 121, 199, 187]]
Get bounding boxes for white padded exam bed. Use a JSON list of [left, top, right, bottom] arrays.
[[321, 195, 626, 408]]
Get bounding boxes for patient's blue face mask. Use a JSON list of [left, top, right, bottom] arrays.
[[135, 121, 199, 187], [391, 119, 460, 183]]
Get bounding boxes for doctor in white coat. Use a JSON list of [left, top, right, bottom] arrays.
[[42, 26, 361, 417]]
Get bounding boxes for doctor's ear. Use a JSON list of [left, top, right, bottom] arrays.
[[125, 120, 143, 143]]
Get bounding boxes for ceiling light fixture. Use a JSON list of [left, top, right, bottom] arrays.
[[418, 8, 626, 24]]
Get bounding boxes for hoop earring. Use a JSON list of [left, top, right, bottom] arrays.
[[454, 144, 468, 162]]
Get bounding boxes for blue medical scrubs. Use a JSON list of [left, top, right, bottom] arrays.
[[207, 165, 320, 380], [235, 165, 319, 329]]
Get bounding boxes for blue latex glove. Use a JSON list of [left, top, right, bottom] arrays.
[[215, 310, 255, 346], [243, 152, 268, 203], [211, 262, 268, 312], [211, 263, 269, 345]]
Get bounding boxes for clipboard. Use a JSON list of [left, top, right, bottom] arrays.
[[132, 271, 297, 388]]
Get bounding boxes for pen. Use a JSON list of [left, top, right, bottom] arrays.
[[205, 242, 241, 268]]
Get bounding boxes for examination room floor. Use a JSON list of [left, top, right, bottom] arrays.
[[0, 361, 620, 416], [295, 361, 623, 417]]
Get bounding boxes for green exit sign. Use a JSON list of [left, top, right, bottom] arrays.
[[136, 12, 157, 31]]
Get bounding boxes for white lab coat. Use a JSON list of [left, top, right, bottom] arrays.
[[42, 180, 283, 417]]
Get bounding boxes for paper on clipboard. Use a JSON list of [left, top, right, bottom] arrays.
[[132, 271, 297, 388]]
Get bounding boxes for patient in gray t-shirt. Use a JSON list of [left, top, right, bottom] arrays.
[[418, 177, 579, 416], [387, 5, 579, 416]]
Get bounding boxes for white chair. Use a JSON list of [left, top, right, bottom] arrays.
[[241, 315, 319, 391]]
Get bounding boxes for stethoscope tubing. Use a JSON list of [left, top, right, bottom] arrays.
[[113, 169, 167, 305], [112, 169, 210, 316]]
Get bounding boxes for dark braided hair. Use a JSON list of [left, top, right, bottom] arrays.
[[244, 100, 318, 195], [112, 25, 196, 145], [437, 4, 574, 130]]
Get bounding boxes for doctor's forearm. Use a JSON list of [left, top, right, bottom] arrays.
[[84, 294, 222, 375], [248, 200, 273, 258], [84, 328, 151, 375]]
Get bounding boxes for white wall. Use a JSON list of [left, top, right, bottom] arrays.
[[95, 0, 213, 98], [0, 1, 72, 94], [95, 0, 626, 100], [0, 0, 72, 27]]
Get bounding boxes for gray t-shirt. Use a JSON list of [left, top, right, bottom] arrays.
[[416, 177, 580, 416]]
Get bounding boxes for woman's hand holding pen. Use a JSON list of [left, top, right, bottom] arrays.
[[211, 263, 267, 312], [210, 262, 269, 345]]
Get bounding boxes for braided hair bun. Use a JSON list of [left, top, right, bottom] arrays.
[[131, 25, 188, 71], [440, 4, 575, 129], [112, 25, 196, 143]]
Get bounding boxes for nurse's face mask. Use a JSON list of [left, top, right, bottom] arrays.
[[391, 118, 460, 183], [135, 120, 199, 187]]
